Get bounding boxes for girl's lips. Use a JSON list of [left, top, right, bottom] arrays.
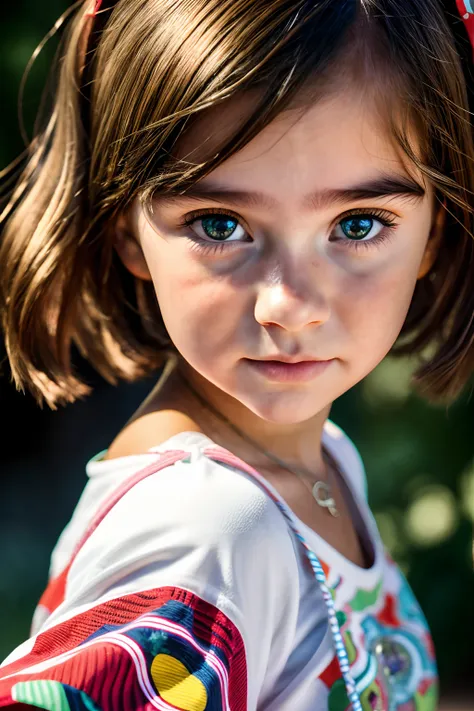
[[244, 358, 334, 383]]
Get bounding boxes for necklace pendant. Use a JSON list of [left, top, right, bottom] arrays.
[[312, 481, 340, 518]]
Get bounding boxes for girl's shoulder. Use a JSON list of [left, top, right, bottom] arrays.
[[83, 429, 299, 546], [47, 430, 301, 613], [83, 429, 299, 542]]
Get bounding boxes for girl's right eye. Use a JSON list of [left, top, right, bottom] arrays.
[[179, 210, 249, 244]]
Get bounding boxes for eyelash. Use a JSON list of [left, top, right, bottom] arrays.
[[178, 207, 399, 255]]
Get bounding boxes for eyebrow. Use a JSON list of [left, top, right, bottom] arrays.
[[157, 175, 425, 211]]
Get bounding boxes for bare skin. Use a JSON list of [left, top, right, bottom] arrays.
[[106, 86, 443, 569]]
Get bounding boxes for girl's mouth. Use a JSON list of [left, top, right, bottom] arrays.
[[244, 358, 334, 383]]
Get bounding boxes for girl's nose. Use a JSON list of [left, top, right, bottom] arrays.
[[254, 280, 330, 333]]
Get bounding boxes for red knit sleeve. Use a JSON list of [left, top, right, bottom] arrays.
[[0, 586, 247, 711]]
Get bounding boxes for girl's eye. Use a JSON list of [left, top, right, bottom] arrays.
[[181, 211, 248, 244], [332, 209, 399, 251], [336, 216, 380, 241]]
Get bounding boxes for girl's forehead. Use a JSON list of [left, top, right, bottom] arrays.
[[175, 85, 427, 198]]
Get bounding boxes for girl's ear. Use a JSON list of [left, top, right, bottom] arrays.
[[113, 210, 152, 281], [417, 201, 445, 280]]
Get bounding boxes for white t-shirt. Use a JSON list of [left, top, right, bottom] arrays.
[[0, 420, 438, 711]]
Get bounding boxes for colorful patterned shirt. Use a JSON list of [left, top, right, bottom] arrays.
[[0, 421, 438, 710]]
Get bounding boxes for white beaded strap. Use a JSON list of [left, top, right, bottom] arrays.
[[205, 445, 363, 711]]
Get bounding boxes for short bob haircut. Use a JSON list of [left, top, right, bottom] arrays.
[[1, 0, 473, 408]]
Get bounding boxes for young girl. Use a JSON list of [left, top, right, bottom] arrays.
[[1, 0, 473, 709]]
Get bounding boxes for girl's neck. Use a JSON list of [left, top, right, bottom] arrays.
[[105, 355, 332, 477]]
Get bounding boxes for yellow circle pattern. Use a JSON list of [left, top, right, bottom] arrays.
[[151, 653, 208, 711]]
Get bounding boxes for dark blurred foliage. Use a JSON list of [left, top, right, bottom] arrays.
[[0, 1, 473, 704]]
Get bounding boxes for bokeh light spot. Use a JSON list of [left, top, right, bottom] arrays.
[[405, 486, 458, 547], [460, 460, 474, 521]]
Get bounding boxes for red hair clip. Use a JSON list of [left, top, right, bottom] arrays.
[[85, 0, 103, 19], [457, 0, 474, 54]]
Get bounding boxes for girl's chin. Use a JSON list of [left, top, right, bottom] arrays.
[[181, 363, 330, 423], [237, 395, 326, 425]]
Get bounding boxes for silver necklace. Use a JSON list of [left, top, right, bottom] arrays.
[[179, 373, 340, 518]]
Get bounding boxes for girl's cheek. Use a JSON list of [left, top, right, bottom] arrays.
[[337, 262, 420, 357], [150, 261, 243, 350]]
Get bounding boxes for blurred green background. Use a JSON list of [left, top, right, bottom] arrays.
[[0, 1, 473, 705]]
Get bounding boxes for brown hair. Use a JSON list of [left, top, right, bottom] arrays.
[[1, 0, 473, 408]]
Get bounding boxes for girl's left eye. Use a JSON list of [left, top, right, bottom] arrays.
[[332, 209, 399, 251]]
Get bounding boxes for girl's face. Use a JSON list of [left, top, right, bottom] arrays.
[[118, 88, 440, 424]]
